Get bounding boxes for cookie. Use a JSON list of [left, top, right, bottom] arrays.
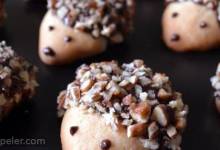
[[39, 0, 135, 65], [0, 41, 38, 120], [210, 63, 220, 113], [57, 60, 188, 150], [162, 0, 220, 52]]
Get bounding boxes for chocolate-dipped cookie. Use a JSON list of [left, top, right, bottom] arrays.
[[39, 0, 135, 65], [0, 41, 38, 120], [162, 0, 220, 52], [58, 60, 188, 150]]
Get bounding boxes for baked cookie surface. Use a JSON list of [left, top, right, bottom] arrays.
[[39, 0, 135, 65], [39, 10, 107, 65], [58, 60, 188, 150], [163, 0, 220, 52]]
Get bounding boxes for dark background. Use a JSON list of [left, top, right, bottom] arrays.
[[0, 0, 220, 149]]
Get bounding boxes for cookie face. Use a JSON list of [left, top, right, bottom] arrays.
[[58, 60, 188, 150], [61, 107, 145, 150], [39, 0, 135, 65], [39, 11, 107, 65], [162, 1, 220, 52]]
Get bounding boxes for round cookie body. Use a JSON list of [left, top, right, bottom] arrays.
[[61, 106, 145, 150], [162, 1, 220, 52], [39, 10, 107, 65], [58, 60, 188, 150]]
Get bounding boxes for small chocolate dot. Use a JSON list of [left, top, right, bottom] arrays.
[[172, 12, 178, 18], [43, 47, 56, 56], [100, 139, 111, 150], [171, 33, 180, 42], [200, 21, 208, 28], [70, 126, 78, 136], [64, 36, 73, 43], [49, 26, 55, 31]]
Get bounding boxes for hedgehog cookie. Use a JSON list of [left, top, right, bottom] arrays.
[[0, 41, 38, 120], [57, 60, 188, 150], [210, 63, 220, 113], [162, 0, 220, 52], [39, 0, 135, 65]]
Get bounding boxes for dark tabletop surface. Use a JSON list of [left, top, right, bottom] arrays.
[[0, 0, 220, 149]]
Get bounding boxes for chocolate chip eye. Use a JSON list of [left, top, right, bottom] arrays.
[[172, 12, 178, 18], [171, 33, 180, 42], [48, 26, 55, 31], [70, 126, 78, 136], [100, 139, 111, 150], [64, 36, 73, 43], [43, 47, 56, 57], [200, 21, 208, 28]]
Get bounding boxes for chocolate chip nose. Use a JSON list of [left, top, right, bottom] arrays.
[[43, 47, 56, 57]]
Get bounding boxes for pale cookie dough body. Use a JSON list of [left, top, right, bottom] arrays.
[[61, 106, 145, 150], [39, 11, 107, 65], [162, 1, 220, 52], [58, 60, 188, 150]]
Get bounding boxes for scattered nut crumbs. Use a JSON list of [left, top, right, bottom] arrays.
[[57, 59, 188, 150], [211, 63, 220, 113], [0, 41, 38, 120], [47, 0, 134, 43]]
